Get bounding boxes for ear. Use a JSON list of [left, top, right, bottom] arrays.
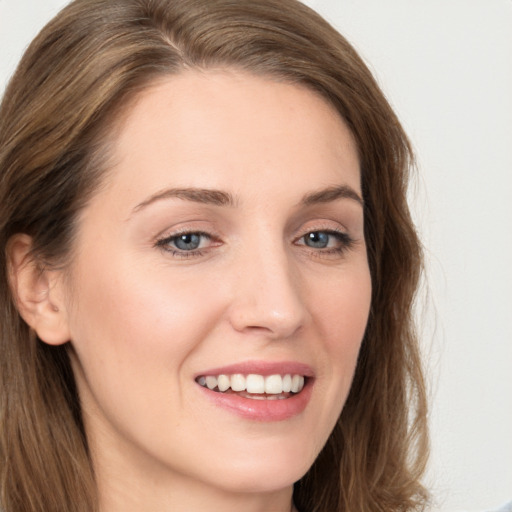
[[7, 234, 71, 346]]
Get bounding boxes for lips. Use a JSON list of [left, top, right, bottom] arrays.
[[195, 361, 314, 421]]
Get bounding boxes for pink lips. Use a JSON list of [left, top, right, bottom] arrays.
[[195, 360, 314, 422]]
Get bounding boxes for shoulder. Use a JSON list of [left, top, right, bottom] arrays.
[[486, 502, 512, 512]]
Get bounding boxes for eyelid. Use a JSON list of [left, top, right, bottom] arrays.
[[153, 218, 222, 245], [292, 222, 356, 258], [156, 228, 212, 243], [294, 228, 353, 246], [155, 228, 220, 258], [292, 205, 364, 237], [292, 218, 350, 240], [153, 219, 357, 260]]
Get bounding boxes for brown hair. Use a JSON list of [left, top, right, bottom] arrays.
[[0, 0, 429, 510]]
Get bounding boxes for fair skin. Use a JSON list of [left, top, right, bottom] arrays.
[[12, 70, 371, 511]]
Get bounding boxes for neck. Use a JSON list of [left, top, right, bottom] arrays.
[[97, 472, 297, 512]]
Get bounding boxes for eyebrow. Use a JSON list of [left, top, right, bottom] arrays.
[[300, 185, 364, 207], [131, 183, 363, 214], [132, 187, 236, 213]]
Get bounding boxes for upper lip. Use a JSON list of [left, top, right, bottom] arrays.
[[195, 360, 315, 378]]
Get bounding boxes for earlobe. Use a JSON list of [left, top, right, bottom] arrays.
[[7, 234, 71, 346]]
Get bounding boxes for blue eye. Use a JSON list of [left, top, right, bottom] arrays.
[[156, 231, 212, 255], [304, 231, 330, 249], [173, 233, 202, 251], [299, 229, 354, 255]]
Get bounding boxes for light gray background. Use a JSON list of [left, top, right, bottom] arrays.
[[1, 1, 511, 510]]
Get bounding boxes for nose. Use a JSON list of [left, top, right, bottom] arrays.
[[227, 239, 308, 340]]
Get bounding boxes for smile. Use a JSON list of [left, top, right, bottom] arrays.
[[196, 373, 306, 399]]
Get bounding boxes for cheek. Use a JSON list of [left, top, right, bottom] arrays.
[[312, 263, 371, 351], [70, 253, 219, 350], [304, 262, 371, 414], [65, 252, 226, 417], [65, 253, 231, 457]]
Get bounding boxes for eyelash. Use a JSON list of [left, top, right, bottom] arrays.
[[298, 229, 355, 258], [155, 230, 214, 259], [155, 228, 354, 259]]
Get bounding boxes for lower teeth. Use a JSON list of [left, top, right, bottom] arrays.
[[215, 388, 293, 400], [242, 393, 288, 400]]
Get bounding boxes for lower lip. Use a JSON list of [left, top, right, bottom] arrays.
[[198, 380, 313, 421]]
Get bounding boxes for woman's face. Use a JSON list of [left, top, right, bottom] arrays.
[[61, 71, 371, 499]]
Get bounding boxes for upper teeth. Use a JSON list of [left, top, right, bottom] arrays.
[[197, 374, 305, 394]]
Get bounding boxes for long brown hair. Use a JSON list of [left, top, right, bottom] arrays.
[[0, 0, 429, 510]]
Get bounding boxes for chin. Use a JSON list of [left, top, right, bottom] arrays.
[[202, 444, 315, 494]]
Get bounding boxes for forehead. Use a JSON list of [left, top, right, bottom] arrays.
[[96, 69, 361, 208]]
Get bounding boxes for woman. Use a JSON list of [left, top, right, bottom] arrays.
[[0, 0, 428, 511]]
